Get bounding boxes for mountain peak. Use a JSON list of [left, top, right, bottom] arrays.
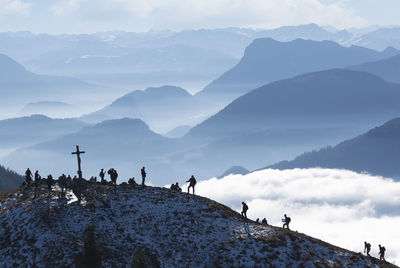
[[0, 53, 29, 75], [0, 185, 391, 267], [92, 117, 150, 131], [144, 85, 192, 98]]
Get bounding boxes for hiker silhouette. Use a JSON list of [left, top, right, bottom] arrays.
[[262, 218, 268, 225], [25, 168, 32, 185], [364, 241, 371, 257], [141, 167, 146, 186], [282, 214, 291, 229], [171, 182, 182, 192], [34, 170, 41, 182], [128, 177, 137, 186], [58, 174, 67, 195], [108, 168, 118, 188], [33, 170, 41, 198], [241, 202, 248, 218], [46, 174, 53, 196], [187, 175, 197, 194], [99, 168, 105, 183], [379, 245, 386, 261]]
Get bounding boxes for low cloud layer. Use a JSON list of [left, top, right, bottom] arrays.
[[196, 168, 400, 263]]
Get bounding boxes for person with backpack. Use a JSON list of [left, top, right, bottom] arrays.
[[364, 241, 371, 257], [186, 175, 197, 194], [262, 218, 268, 225], [25, 168, 32, 186], [141, 167, 146, 186], [282, 214, 291, 230], [241, 202, 248, 218], [47, 174, 54, 196], [379, 245, 386, 261], [108, 168, 118, 188]]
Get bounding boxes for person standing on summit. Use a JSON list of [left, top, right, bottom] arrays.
[[186, 175, 197, 194], [99, 168, 105, 183], [141, 166, 146, 186], [282, 214, 291, 230], [25, 168, 32, 186]]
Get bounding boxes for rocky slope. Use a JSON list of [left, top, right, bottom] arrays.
[[0, 183, 395, 267]]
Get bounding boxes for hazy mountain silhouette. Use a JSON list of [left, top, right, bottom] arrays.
[[3, 118, 183, 185], [189, 69, 400, 141], [253, 23, 352, 43], [0, 114, 87, 149], [268, 118, 400, 179], [173, 69, 400, 176], [0, 165, 23, 190], [0, 53, 102, 112], [218, 166, 249, 178], [354, 27, 400, 51], [164, 125, 192, 138], [82, 85, 203, 132], [348, 53, 400, 84], [34, 118, 176, 153], [196, 38, 396, 103], [6, 69, 400, 183], [18, 101, 77, 118]]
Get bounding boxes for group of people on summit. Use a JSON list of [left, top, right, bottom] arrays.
[[23, 167, 389, 262], [24, 166, 198, 196]]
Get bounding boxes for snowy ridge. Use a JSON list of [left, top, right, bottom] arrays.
[[0, 184, 395, 267]]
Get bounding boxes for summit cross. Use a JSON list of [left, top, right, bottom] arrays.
[[71, 145, 85, 179]]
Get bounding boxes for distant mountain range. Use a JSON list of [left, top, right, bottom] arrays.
[[0, 114, 87, 149], [82, 85, 204, 132], [189, 69, 400, 141], [348, 53, 400, 84], [5, 69, 400, 183], [196, 38, 398, 103], [354, 27, 400, 51], [18, 101, 77, 118], [0, 53, 108, 114], [2, 24, 400, 92], [0, 54, 93, 95], [269, 118, 400, 179]]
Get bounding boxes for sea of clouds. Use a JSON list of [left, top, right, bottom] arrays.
[[196, 168, 400, 264]]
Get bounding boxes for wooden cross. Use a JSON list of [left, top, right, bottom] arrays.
[[71, 145, 85, 179]]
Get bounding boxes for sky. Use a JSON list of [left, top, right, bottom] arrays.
[[196, 168, 400, 264], [0, 0, 399, 33]]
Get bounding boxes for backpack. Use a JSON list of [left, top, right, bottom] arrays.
[[286, 217, 291, 223], [243, 204, 248, 211]]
